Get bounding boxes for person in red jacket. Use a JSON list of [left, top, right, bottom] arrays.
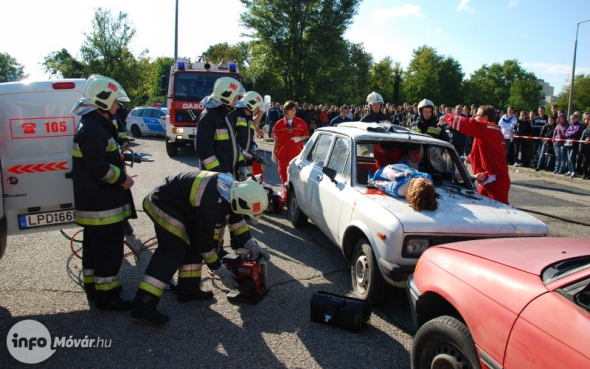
[[272, 101, 309, 200], [445, 105, 510, 205]]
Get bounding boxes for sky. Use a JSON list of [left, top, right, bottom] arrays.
[[2, 0, 590, 99]]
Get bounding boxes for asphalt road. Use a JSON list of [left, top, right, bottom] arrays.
[[1, 136, 589, 368]]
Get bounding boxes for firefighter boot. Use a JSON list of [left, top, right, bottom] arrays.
[[84, 282, 95, 302], [177, 277, 214, 302], [95, 285, 134, 311], [130, 289, 169, 325]]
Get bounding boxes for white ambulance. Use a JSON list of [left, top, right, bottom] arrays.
[[0, 79, 86, 260]]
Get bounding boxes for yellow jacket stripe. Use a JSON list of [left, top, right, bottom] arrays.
[[75, 204, 133, 226], [143, 195, 190, 244], [189, 171, 215, 207]]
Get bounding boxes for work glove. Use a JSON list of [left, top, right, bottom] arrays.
[[291, 136, 302, 143], [258, 102, 268, 114], [244, 238, 270, 261], [214, 265, 239, 289], [239, 166, 249, 181], [271, 151, 277, 163]]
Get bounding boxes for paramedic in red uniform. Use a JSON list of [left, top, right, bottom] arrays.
[[272, 101, 308, 200], [445, 105, 510, 205]]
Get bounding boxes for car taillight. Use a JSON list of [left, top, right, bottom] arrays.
[[52, 82, 76, 90]]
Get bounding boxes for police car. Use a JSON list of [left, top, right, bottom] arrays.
[[126, 106, 167, 137], [287, 122, 549, 304]]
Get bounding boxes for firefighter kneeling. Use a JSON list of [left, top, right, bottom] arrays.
[[130, 170, 269, 324]]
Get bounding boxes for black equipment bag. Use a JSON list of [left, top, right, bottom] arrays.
[[310, 291, 371, 332]]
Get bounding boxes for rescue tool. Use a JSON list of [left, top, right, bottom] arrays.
[[221, 248, 269, 304]]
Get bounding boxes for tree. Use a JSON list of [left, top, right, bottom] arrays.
[[79, 8, 150, 105], [555, 74, 590, 113], [438, 57, 464, 106], [369, 57, 396, 103], [42, 49, 86, 78], [341, 41, 373, 105], [464, 60, 542, 111], [202, 42, 251, 68], [146, 56, 174, 104], [402, 45, 464, 106], [0, 52, 27, 82], [240, 0, 361, 102]]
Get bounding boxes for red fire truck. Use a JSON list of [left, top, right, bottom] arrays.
[[162, 58, 242, 157]]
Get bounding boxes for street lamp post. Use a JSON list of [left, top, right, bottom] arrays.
[[174, 0, 179, 62], [567, 18, 590, 118]]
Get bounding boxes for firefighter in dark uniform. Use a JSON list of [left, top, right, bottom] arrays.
[[70, 74, 136, 311], [114, 101, 135, 235], [360, 92, 389, 123], [409, 99, 449, 141], [230, 91, 266, 176], [196, 77, 248, 180], [130, 171, 270, 324]]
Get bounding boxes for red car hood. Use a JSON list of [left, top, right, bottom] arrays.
[[438, 238, 590, 275]]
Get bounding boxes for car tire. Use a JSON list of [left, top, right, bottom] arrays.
[[412, 315, 481, 369], [350, 239, 385, 305], [166, 139, 178, 157], [288, 188, 307, 227], [130, 124, 142, 138]]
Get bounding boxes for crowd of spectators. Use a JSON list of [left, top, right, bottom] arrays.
[[263, 100, 590, 180]]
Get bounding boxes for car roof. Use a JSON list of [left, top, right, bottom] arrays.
[[316, 122, 453, 147], [435, 237, 590, 276]]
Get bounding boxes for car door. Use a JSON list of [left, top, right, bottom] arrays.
[[503, 279, 590, 368], [157, 109, 167, 132], [143, 109, 166, 135], [304, 133, 335, 235], [316, 136, 352, 242]]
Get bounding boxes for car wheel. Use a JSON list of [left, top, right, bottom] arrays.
[[288, 188, 307, 227], [166, 139, 178, 157], [130, 124, 142, 138], [350, 239, 385, 305], [412, 315, 481, 369]]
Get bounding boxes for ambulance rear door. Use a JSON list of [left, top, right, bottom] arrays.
[[0, 79, 86, 239]]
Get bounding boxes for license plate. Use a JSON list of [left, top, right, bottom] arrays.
[[18, 209, 76, 230]]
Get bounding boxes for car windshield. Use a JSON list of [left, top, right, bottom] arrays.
[[542, 256, 590, 284], [174, 73, 239, 101], [355, 140, 473, 190]]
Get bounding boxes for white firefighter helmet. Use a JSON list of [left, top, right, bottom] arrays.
[[236, 91, 263, 111], [367, 91, 384, 106], [230, 180, 268, 220], [81, 74, 130, 110], [418, 99, 435, 116], [212, 77, 245, 105]]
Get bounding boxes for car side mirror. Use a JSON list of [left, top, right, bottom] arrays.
[[322, 167, 338, 184]]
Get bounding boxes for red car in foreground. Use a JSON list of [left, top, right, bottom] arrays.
[[407, 238, 590, 369]]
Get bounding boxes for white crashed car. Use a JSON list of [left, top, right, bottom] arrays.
[[287, 122, 548, 304]]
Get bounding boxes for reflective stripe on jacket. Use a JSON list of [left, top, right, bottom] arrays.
[[142, 171, 252, 265], [72, 111, 136, 226]]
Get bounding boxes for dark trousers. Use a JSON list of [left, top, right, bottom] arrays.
[[582, 150, 590, 176], [82, 222, 125, 279], [505, 139, 515, 164], [144, 225, 202, 285]]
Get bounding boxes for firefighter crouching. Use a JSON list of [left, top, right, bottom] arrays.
[[71, 74, 137, 311], [131, 171, 270, 325]]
